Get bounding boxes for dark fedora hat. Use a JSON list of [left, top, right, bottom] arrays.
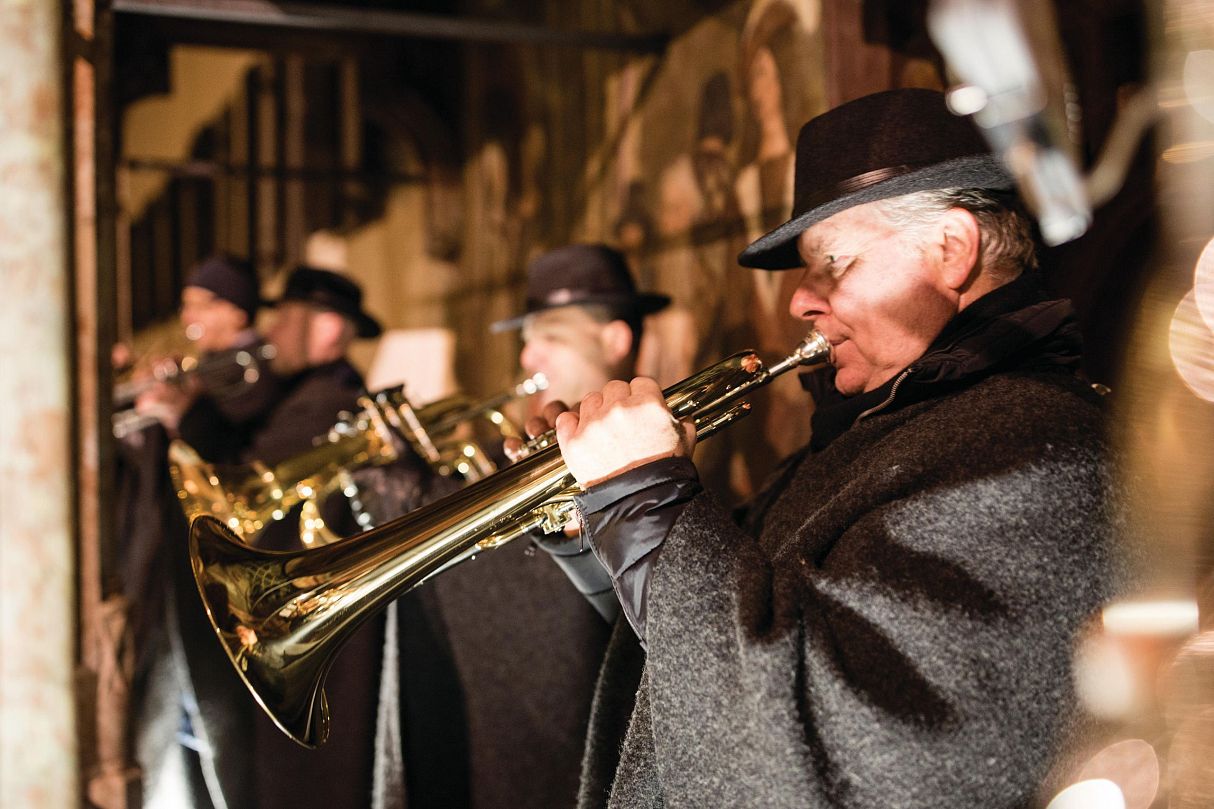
[[186, 254, 263, 322], [739, 88, 1014, 270], [270, 266, 382, 338], [491, 244, 670, 333]]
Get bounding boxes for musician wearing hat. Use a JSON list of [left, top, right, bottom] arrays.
[[349, 245, 666, 809], [124, 254, 282, 809], [248, 265, 382, 469], [130, 254, 279, 446], [193, 265, 394, 809], [495, 244, 670, 623], [494, 243, 670, 414], [541, 89, 1120, 807]]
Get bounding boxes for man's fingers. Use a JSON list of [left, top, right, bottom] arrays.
[[524, 415, 551, 439], [628, 376, 664, 399], [540, 399, 570, 428], [600, 379, 633, 405], [554, 410, 580, 445], [503, 436, 523, 462], [679, 418, 698, 454]]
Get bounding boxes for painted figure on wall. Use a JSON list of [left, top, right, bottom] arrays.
[[735, 0, 826, 458]]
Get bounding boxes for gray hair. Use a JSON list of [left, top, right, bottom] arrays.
[[874, 188, 1038, 282]]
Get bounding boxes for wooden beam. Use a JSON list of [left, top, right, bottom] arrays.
[[112, 0, 669, 53]]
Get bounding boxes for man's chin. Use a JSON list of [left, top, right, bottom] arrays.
[[833, 372, 865, 397]]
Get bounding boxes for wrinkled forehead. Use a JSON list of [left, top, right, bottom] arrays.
[[795, 200, 898, 265]]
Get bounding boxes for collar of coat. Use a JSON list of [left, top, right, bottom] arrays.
[[805, 271, 1086, 451]]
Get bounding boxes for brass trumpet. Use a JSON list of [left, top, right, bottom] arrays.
[[396, 373, 547, 480], [188, 332, 832, 747], [112, 344, 277, 439], [170, 375, 547, 545]]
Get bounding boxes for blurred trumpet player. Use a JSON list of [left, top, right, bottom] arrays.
[[125, 262, 392, 809], [193, 265, 394, 809], [117, 254, 279, 809], [120, 254, 280, 444], [322, 244, 666, 809]]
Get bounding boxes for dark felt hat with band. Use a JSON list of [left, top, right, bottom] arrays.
[[491, 244, 670, 333], [738, 88, 1014, 270], [186, 255, 263, 323], [270, 266, 382, 338]]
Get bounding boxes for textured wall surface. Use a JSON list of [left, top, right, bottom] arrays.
[[0, 0, 78, 806]]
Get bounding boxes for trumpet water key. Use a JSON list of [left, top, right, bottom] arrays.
[[188, 331, 832, 747]]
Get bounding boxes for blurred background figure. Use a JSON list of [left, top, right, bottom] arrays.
[[506, 244, 669, 413], [118, 254, 277, 809]]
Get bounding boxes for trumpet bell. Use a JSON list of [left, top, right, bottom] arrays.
[[190, 516, 332, 746], [190, 437, 574, 747]]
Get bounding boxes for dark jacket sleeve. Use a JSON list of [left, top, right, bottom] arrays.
[[573, 456, 701, 645], [531, 532, 620, 624]]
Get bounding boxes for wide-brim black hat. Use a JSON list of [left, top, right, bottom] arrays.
[[739, 88, 1014, 270], [491, 244, 670, 333], [270, 266, 382, 338]]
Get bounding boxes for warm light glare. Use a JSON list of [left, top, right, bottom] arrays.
[[1103, 599, 1200, 637], [1169, 290, 1214, 403], [1046, 779, 1126, 809], [1194, 236, 1214, 334], [947, 84, 989, 116], [1161, 140, 1214, 163], [1074, 739, 1160, 809], [1183, 50, 1214, 124], [1075, 634, 1138, 719]]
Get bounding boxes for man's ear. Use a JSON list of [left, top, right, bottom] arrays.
[[600, 320, 634, 365], [939, 207, 982, 292]]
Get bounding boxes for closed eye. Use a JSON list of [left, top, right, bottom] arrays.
[[827, 255, 856, 280]]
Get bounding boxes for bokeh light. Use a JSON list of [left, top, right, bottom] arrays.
[[1075, 631, 1139, 719], [1103, 599, 1201, 637], [1073, 739, 1160, 809], [1194, 236, 1214, 333], [1046, 779, 1125, 809], [1183, 50, 1214, 125], [1169, 290, 1214, 403]]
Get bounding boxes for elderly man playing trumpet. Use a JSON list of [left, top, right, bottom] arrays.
[[545, 89, 1120, 808]]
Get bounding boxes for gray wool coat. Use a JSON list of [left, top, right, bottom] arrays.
[[595, 372, 1118, 808]]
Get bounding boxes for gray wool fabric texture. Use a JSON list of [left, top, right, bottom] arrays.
[[585, 371, 1120, 809]]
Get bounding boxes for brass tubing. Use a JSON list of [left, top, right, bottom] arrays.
[[189, 332, 832, 747]]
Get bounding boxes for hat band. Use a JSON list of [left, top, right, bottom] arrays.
[[794, 163, 918, 217]]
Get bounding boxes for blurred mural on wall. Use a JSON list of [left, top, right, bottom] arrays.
[[114, 0, 951, 506]]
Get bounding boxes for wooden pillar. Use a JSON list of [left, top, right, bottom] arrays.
[[0, 0, 78, 806]]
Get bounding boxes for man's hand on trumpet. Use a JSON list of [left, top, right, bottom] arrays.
[[505, 379, 697, 489], [133, 358, 202, 434], [555, 378, 696, 488]]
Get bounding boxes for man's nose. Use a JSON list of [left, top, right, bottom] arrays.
[[789, 272, 830, 321], [519, 341, 543, 371]]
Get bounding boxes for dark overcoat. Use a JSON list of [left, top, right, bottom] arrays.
[[579, 277, 1123, 808]]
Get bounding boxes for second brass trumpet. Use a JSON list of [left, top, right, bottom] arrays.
[[170, 375, 547, 545]]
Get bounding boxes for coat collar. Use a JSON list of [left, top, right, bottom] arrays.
[[807, 272, 1085, 451]]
